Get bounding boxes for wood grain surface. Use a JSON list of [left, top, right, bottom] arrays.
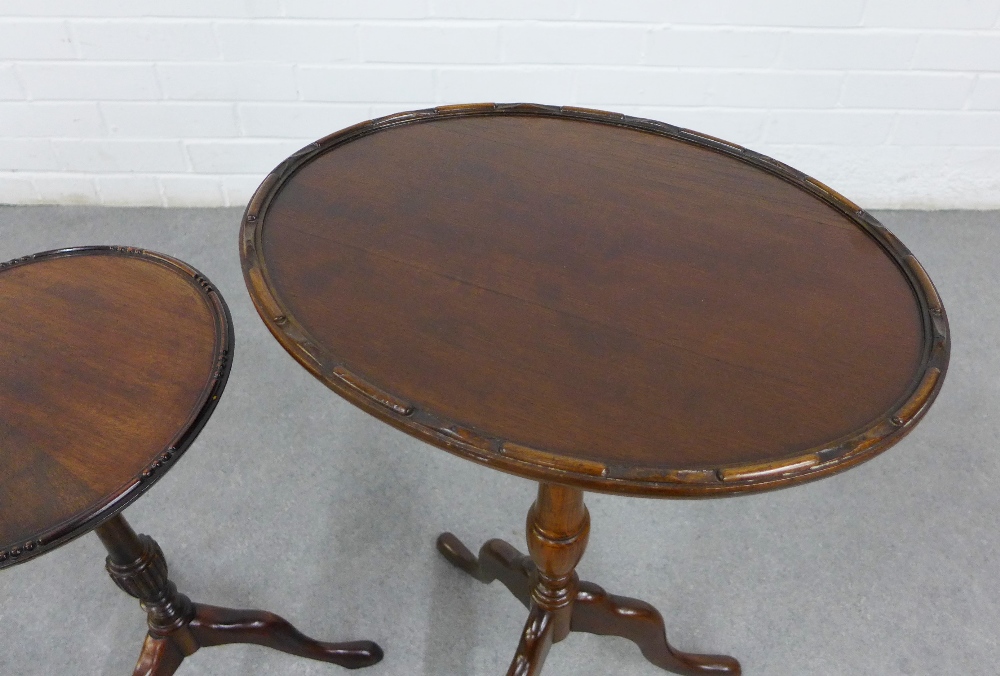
[[0, 247, 232, 568], [242, 104, 949, 497]]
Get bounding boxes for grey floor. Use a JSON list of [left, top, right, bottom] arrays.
[[0, 206, 997, 676]]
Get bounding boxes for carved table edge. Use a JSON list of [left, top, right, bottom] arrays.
[[0, 246, 235, 569], [237, 103, 951, 499]]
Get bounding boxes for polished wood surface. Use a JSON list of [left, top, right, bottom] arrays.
[[96, 515, 382, 675], [1, 246, 384, 672], [242, 105, 951, 673], [242, 103, 949, 496], [0, 247, 232, 568]]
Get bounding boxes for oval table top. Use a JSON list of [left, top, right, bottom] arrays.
[[0, 247, 232, 569], [241, 103, 949, 498]]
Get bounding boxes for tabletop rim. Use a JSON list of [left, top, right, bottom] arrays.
[[240, 102, 950, 498], [0, 246, 233, 569]]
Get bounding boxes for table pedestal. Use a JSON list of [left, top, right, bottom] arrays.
[[437, 483, 740, 676], [95, 515, 382, 675]]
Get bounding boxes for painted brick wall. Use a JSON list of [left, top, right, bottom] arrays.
[[1, 1, 998, 208]]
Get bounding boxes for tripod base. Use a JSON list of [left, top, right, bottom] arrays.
[[436, 484, 739, 675], [130, 604, 382, 676], [96, 515, 382, 675]]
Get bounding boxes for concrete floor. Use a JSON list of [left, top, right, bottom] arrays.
[[0, 206, 997, 675]]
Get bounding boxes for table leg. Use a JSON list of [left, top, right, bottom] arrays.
[[436, 533, 533, 608], [95, 514, 383, 674], [572, 582, 741, 675], [436, 482, 741, 675], [133, 634, 185, 676], [508, 604, 555, 676]]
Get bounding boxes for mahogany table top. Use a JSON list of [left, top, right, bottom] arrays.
[[0, 247, 232, 569], [241, 103, 949, 498]]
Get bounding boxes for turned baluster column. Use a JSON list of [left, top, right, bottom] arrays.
[[95, 515, 197, 653], [508, 483, 590, 675], [527, 483, 590, 641]]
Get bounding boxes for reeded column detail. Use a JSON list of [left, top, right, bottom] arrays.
[[94, 513, 383, 675], [97, 516, 195, 639]]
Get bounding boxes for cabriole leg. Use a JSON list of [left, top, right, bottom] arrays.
[[437, 482, 740, 675], [95, 514, 383, 673]]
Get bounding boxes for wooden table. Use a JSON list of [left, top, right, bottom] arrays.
[[240, 104, 950, 675], [0, 247, 382, 675]]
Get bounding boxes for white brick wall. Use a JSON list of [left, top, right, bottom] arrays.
[[0, 1, 998, 208]]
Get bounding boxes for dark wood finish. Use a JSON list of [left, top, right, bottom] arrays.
[[0, 247, 383, 672], [525, 483, 588, 644], [438, 484, 739, 675], [241, 103, 949, 497], [96, 515, 382, 675], [0, 246, 231, 567], [242, 105, 951, 673], [571, 583, 740, 675]]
